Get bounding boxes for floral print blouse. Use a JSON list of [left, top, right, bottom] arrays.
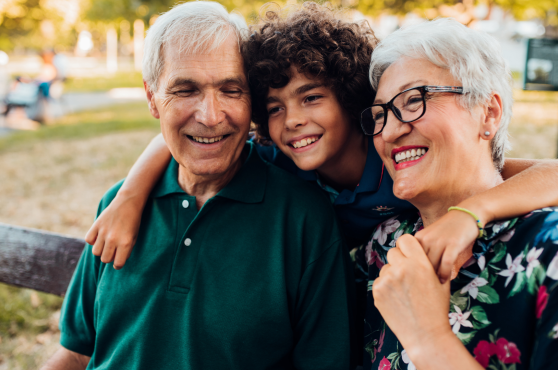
[[359, 207, 558, 370]]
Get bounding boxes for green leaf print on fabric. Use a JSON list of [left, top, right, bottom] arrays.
[[477, 285, 500, 304], [491, 243, 507, 265], [457, 331, 477, 345], [470, 306, 491, 330], [451, 290, 468, 312], [508, 271, 527, 298], [527, 264, 546, 295]]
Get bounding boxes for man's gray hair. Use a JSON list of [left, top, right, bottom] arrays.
[[143, 1, 248, 92], [369, 18, 512, 170]]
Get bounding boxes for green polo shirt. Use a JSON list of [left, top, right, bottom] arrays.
[[59, 142, 354, 370]]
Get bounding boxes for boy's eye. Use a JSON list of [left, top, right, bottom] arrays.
[[268, 107, 282, 115], [305, 95, 322, 103]]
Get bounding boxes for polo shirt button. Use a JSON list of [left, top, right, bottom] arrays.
[[182, 200, 189, 209], [184, 238, 192, 246]]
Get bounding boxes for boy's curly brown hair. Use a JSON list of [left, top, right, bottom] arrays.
[[242, 2, 378, 139]]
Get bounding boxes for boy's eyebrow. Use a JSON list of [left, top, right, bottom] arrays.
[[292, 82, 324, 97]]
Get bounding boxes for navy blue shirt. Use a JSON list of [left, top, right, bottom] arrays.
[[255, 137, 416, 249]]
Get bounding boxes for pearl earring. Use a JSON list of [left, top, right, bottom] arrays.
[[484, 131, 490, 136]]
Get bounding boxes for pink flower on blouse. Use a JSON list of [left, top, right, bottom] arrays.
[[366, 246, 385, 269], [378, 356, 391, 370], [473, 340, 495, 368], [494, 338, 521, 364], [536, 285, 549, 319]]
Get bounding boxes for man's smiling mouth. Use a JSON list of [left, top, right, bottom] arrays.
[[188, 135, 229, 144]]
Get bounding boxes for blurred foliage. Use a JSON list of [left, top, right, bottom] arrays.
[[65, 70, 144, 92]]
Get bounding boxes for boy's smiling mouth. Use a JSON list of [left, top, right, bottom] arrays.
[[288, 135, 322, 149]]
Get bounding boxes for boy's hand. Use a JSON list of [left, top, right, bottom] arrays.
[[85, 193, 143, 270], [414, 210, 479, 284]]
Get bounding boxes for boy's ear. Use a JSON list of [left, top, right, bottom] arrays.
[[480, 92, 503, 141], [144, 80, 160, 119]]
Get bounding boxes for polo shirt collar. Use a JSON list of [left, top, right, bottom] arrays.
[[295, 136, 383, 194], [151, 141, 266, 204]]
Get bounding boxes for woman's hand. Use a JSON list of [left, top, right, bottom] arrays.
[[85, 191, 144, 270], [415, 210, 478, 284], [373, 234, 453, 358], [373, 234, 485, 370]]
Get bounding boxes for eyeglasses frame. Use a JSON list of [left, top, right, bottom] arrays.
[[361, 85, 465, 136]]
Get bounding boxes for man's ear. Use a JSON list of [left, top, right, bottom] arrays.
[[144, 80, 160, 119], [480, 93, 503, 141]]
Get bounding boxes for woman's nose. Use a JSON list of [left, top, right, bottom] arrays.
[[381, 109, 411, 142]]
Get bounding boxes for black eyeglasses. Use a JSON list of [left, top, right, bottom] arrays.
[[361, 85, 464, 136]]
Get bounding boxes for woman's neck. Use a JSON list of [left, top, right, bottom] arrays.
[[414, 168, 504, 228], [316, 130, 368, 192]]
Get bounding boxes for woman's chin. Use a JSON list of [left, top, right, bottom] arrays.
[[392, 180, 421, 201]]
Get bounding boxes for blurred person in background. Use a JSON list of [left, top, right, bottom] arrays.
[[363, 18, 558, 370]]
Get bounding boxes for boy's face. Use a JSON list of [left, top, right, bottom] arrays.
[[266, 67, 355, 172]]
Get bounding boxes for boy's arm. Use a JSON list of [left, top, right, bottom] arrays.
[[41, 348, 90, 370], [86, 133, 171, 269], [416, 158, 558, 283]]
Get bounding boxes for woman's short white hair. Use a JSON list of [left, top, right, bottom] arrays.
[[369, 18, 512, 171], [143, 1, 248, 92]]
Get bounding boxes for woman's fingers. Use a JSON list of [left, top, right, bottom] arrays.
[[113, 239, 135, 270], [100, 236, 117, 264]]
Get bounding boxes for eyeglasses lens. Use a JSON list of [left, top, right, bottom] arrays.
[[365, 89, 425, 135]]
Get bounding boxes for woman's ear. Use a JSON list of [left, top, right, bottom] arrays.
[[144, 80, 160, 119], [480, 93, 503, 140]]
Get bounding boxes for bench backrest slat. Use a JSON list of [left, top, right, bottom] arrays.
[[0, 223, 85, 296]]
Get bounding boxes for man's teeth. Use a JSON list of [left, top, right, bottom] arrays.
[[395, 148, 427, 164], [292, 137, 318, 149], [192, 135, 224, 144]]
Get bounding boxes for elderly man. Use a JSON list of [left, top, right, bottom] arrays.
[[41, 2, 353, 369]]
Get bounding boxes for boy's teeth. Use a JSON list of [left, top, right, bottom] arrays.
[[292, 137, 317, 149], [192, 135, 224, 144], [395, 148, 427, 164]]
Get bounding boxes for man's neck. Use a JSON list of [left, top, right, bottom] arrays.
[[413, 167, 504, 228], [316, 131, 368, 192], [178, 154, 244, 210]]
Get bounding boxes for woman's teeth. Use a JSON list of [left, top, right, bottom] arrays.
[[292, 137, 318, 149], [395, 148, 427, 164], [192, 135, 224, 144]]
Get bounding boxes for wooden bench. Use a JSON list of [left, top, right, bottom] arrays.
[[0, 222, 85, 296]]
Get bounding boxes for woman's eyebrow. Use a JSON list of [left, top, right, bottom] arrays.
[[374, 79, 428, 104]]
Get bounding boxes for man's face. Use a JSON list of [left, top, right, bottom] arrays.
[[146, 33, 251, 179]]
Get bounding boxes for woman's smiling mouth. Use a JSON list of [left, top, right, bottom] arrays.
[[392, 146, 429, 170]]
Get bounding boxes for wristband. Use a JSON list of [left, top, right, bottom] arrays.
[[448, 206, 485, 238]]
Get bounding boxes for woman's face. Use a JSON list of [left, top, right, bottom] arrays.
[[266, 67, 358, 172], [373, 58, 494, 203]]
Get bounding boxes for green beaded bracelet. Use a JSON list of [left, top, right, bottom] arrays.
[[448, 206, 486, 238]]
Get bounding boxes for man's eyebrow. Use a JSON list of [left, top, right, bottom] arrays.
[[373, 79, 427, 104], [167, 77, 196, 89], [216, 77, 246, 87], [292, 82, 324, 98]]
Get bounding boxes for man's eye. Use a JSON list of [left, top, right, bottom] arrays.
[[176, 90, 195, 95], [224, 90, 242, 96]]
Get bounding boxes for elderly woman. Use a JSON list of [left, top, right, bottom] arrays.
[[363, 18, 558, 370]]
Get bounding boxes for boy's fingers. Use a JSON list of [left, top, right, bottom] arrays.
[[85, 222, 99, 246], [91, 235, 105, 257], [113, 245, 132, 270], [100, 239, 117, 264]]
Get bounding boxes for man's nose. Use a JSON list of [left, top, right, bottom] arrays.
[[194, 93, 225, 127], [284, 107, 307, 131], [381, 109, 411, 142]]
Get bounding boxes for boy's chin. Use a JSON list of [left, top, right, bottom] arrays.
[[291, 157, 323, 172]]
